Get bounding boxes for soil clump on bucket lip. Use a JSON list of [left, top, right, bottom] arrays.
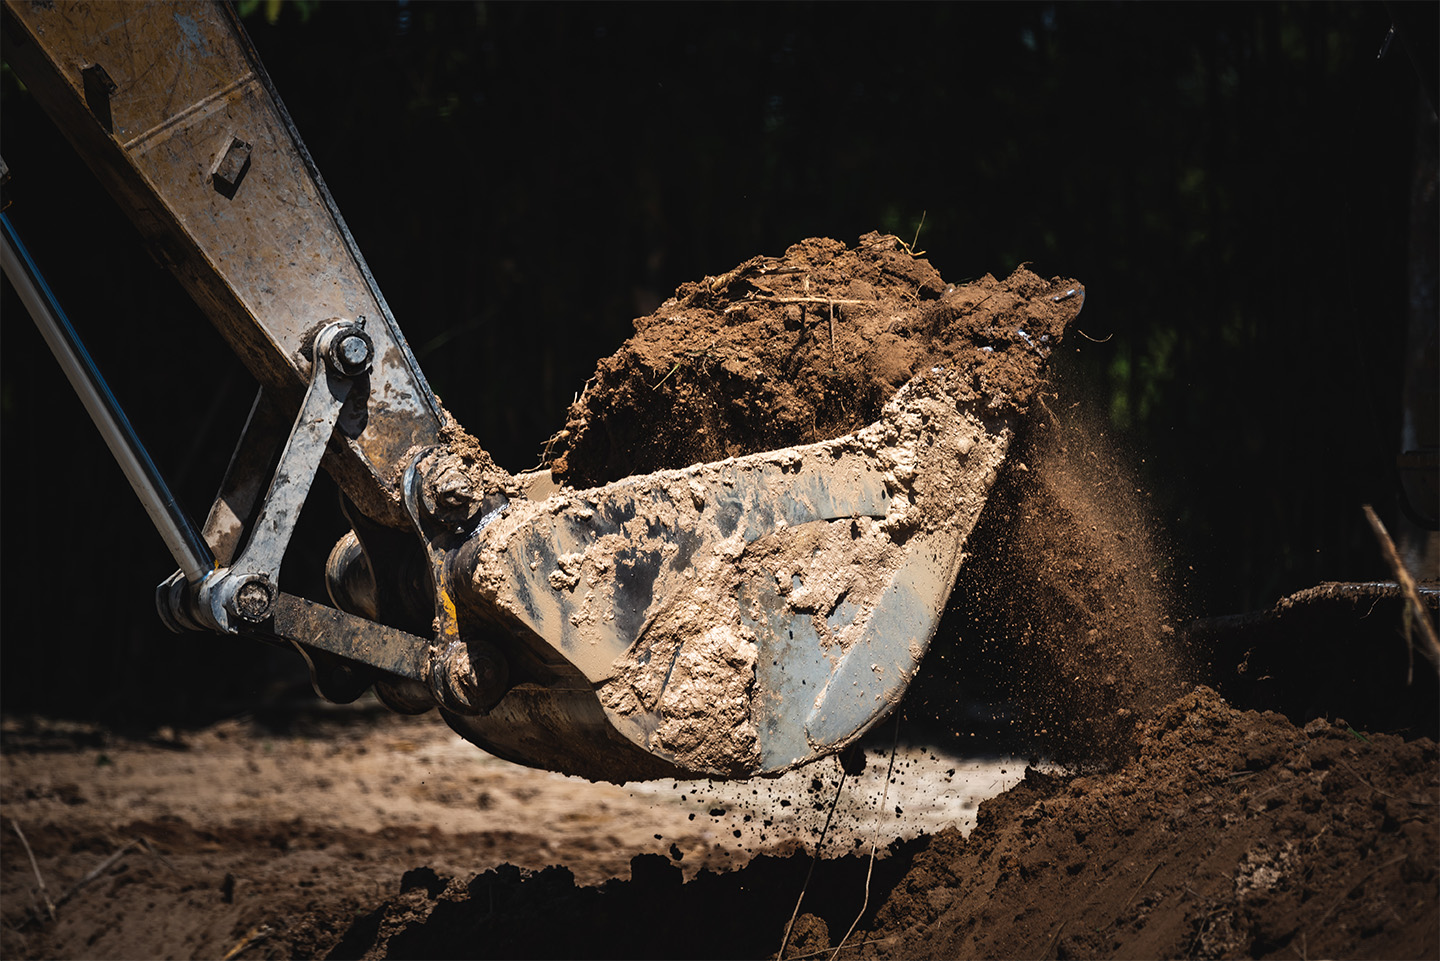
[[547, 232, 1084, 488]]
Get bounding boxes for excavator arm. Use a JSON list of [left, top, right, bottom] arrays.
[[1, 1, 1072, 782], [1, 0, 447, 525]]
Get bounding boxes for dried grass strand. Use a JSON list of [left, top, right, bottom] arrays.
[[10, 820, 55, 922], [1362, 504, 1440, 676], [777, 768, 848, 960]]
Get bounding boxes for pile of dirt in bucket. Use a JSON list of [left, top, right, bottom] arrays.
[[547, 232, 1084, 487], [441, 232, 1090, 781]]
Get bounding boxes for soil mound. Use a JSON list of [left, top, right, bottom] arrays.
[[211, 688, 1433, 960], [850, 686, 1439, 960], [548, 232, 1083, 488]]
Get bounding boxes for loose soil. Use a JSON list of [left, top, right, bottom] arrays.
[[3, 686, 1434, 960], [4, 236, 1436, 959], [548, 232, 1080, 489]]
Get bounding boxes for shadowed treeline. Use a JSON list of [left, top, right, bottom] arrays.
[[1, 3, 1432, 723]]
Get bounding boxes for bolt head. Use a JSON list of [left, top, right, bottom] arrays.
[[434, 469, 474, 508], [423, 466, 478, 525], [229, 577, 274, 622], [326, 326, 374, 377], [339, 335, 370, 367]]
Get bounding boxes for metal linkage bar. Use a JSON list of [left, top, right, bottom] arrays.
[[208, 321, 371, 626]]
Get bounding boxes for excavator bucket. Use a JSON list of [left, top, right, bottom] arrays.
[[433, 242, 1087, 781], [443, 369, 1029, 780], [2, 0, 1085, 784]]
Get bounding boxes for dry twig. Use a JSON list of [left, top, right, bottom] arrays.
[[1124, 862, 1163, 910], [676, 257, 776, 309], [137, 835, 175, 871], [1041, 919, 1069, 960], [831, 714, 902, 960], [898, 210, 927, 257], [221, 923, 273, 961], [777, 768, 849, 960], [54, 840, 139, 910], [10, 820, 55, 922], [740, 295, 871, 307], [1361, 504, 1440, 677], [790, 938, 887, 960]]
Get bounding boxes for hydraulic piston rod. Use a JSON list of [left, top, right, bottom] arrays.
[[0, 211, 216, 584]]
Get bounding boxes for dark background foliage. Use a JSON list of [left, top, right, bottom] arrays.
[[2, 2, 1434, 724]]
